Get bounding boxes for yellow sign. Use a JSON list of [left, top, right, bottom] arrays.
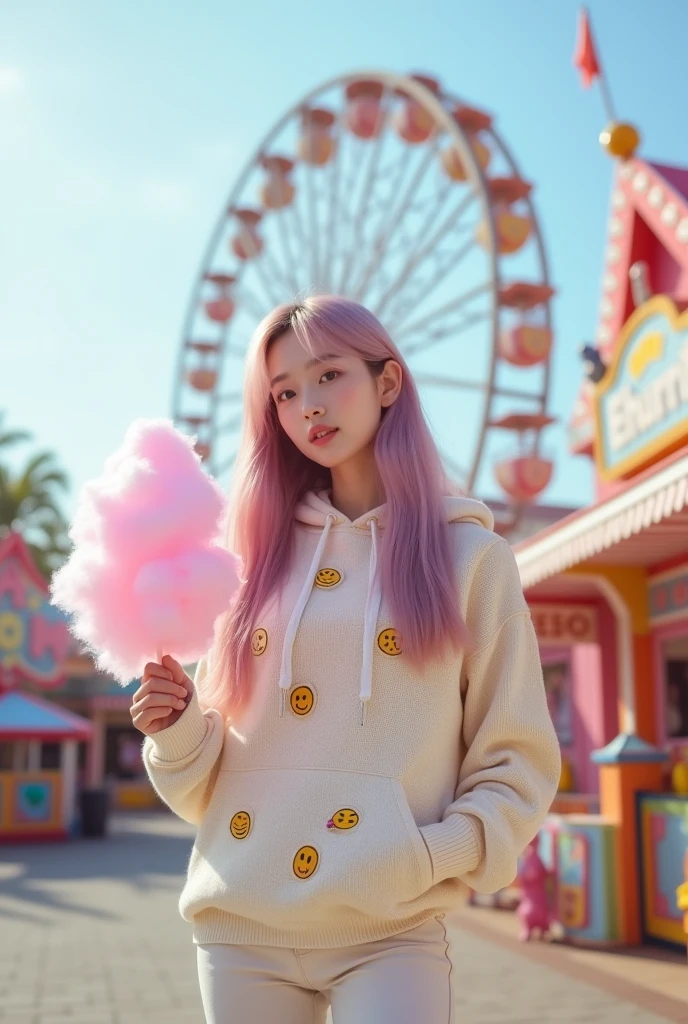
[[593, 296, 688, 481]]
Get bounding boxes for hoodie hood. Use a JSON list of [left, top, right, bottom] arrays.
[[295, 489, 495, 532], [275, 490, 494, 726]]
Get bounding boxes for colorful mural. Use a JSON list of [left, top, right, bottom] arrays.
[[15, 778, 54, 823], [0, 532, 72, 689], [552, 818, 619, 944], [0, 772, 62, 835], [638, 794, 688, 947]]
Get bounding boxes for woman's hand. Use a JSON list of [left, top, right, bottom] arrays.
[[130, 655, 193, 736]]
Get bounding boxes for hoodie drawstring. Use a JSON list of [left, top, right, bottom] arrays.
[[359, 517, 381, 725], [277, 512, 381, 725], [278, 513, 336, 716]]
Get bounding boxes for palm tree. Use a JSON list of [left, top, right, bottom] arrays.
[[0, 411, 31, 453], [0, 413, 71, 579]]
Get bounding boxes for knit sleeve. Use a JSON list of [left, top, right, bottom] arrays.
[[141, 656, 225, 827], [418, 538, 561, 893]]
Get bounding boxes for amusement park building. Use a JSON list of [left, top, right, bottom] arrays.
[[514, 154, 688, 951]]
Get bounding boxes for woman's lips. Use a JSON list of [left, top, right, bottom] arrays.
[[309, 428, 338, 446]]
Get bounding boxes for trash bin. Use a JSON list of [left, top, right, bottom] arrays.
[[79, 787, 110, 838]]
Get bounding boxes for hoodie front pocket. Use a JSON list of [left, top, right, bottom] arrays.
[[191, 768, 433, 927]]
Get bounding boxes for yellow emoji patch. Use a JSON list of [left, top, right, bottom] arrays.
[[293, 845, 319, 879], [229, 811, 252, 840], [327, 808, 360, 831], [314, 567, 342, 589], [251, 627, 268, 656], [377, 627, 402, 656], [289, 685, 315, 716]]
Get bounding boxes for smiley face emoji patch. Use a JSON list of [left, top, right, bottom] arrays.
[[314, 568, 342, 589], [229, 811, 252, 840], [377, 627, 402, 656], [293, 845, 319, 879], [251, 628, 268, 656], [290, 685, 315, 716], [327, 808, 360, 831]]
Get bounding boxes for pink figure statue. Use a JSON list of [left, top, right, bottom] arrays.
[[516, 834, 552, 942]]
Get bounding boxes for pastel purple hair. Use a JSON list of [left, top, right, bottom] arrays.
[[201, 295, 468, 722]]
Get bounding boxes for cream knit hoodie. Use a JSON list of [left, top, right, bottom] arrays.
[[143, 491, 560, 948]]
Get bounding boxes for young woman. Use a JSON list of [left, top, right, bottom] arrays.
[[131, 295, 560, 1023]]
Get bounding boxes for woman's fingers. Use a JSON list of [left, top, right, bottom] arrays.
[[161, 655, 191, 688], [133, 691, 186, 714], [133, 676, 188, 705], [131, 658, 193, 735], [142, 661, 173, 682]]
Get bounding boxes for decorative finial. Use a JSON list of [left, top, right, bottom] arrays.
[[599, 122, 641, 161]]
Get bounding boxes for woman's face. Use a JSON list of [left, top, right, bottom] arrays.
[[266, 329, 401, 469]]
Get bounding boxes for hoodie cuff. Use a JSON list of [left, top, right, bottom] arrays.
[[419, 814, 482, 885], [145, 688, 209, 763]]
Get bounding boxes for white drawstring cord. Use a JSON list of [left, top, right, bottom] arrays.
[[359, 518, 382, 726], [278, 513, 336, 716]]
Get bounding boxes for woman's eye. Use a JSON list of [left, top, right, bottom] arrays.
[[277, 389, 295, 402], [320, 370, 339, 383]]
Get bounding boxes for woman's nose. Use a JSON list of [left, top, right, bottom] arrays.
[[302, 392, 325, 419]]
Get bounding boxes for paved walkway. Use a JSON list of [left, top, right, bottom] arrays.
[[0, 811, 683, 1023]]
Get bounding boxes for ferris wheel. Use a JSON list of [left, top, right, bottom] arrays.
[[173, 70, 556, 524]]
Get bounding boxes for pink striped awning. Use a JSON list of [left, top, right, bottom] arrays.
[[515, 448, 688, 589]]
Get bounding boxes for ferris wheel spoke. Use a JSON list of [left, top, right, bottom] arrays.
[[243, 249, 284, 308], [336, 93, 393, 296], [385, 233, 477, 332], [371, 178, 456, 320], [348, 141, 421, 301], [274, 209, 304, 295], [415, 372, 490, 393], [304, 160, 322, 290], [260, 244, 303, 302], [417, 372, 543, 404], [376, 191, 478, 324], [399, 308, 491, 357], [321, 112, 346, 291], [233, 229, 275, 301], [395, 280, 491, 339], [287, 191, 312, 288], [234, 283, 271, 323], [384, 226, 478, 331], [330, 139, 371, 289]]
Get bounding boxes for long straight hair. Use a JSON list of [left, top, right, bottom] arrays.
[[201, 295, 468, 722]]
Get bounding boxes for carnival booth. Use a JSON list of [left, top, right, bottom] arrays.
[[0, 689, 91, 841], [0, 525, 167, 816], [49, 668, 162, 811], [516, 145, 688, 951], [0, 531, 93, 840]]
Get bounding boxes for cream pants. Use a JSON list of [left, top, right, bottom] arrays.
[[196, 915, 455, 1023]]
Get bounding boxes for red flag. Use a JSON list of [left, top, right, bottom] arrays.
[[573, 8, 601, 88]]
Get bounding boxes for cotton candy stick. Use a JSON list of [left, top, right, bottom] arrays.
[[51, 418, 241, 684]]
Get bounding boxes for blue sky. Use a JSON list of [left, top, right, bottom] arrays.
[[2, 0, 686, 517]]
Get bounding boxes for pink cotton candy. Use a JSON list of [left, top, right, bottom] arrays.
[[51, 419, 242, 683]]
